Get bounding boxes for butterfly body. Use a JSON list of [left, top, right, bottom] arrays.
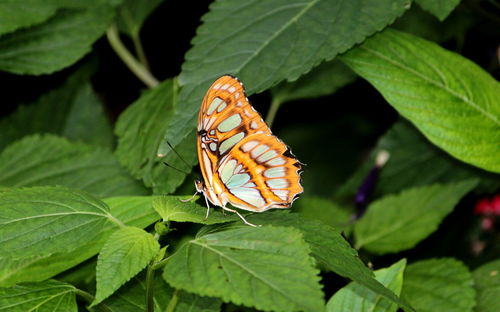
[[195, 75, 303, 224]]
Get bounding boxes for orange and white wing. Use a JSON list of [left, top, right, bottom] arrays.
[[197, 75, 303, 212], [215, 133, 303, 212]]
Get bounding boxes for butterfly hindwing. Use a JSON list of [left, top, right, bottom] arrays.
[[217, 134, 303, 211]]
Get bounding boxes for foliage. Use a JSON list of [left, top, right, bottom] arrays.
[[0, 0, 499, 311]]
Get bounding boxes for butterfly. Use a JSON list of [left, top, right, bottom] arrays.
[[190, 75, 303, 226]]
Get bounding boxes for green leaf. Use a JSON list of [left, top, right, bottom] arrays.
[[0, 1, 58, 36], [0, 66, 113, 150], [0, 7, 114, 75], [0, 196, 159, 286], [393, 5, 475, 43], [93, 226, 160, 306], [159, 0, 410, 166], [0, 186, 117, 260], [340, 29, 500, 173], [402, 258, 475, 312], [0, 280, 77, 312], [152, 195, 239, 224], [415, 0, 461, 21], [271, 60, 357, 104], [116, 0, 164, 37], [163, 226, 324, 312], [115, 79, 196, 194], [0, 135, 148, 197], [335, 120, 500, 202], [327, 259, 406, 312], [472, 259, 500, 312], [354, 180, 477, 254], [239, 212, 413, 311]]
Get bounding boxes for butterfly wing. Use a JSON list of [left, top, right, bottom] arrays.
[[216, 133, 303, 211], [197, 75, 303, 211]]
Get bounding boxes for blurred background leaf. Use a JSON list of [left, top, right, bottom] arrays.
[[354, 180, 478, 254], [0, 65, 113, 150], [472, 259, 500, 312], [401, 258, 475, 312], [0, 135, 147, 197], [0, 6, 115, 75], [327, 259, 406, 312], [336, 120, 500, 203], [415, 0, 461, 21]]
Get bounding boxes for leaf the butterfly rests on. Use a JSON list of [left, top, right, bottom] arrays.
[[194, 75, 303, 225]]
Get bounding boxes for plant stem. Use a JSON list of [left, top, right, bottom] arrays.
[[132, 33, 150, 71], [74, 289, 113, 312], [106, 23, 159, 88], [165, 289, 179, 312], [145, 262, 155, 312], [152, 254, 173, 270], [265, 99, 282, 128]]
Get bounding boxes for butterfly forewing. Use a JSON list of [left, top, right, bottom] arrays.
[[197, 75, 303, 212]]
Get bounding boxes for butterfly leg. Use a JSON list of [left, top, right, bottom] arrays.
[[199, 194, 212, 220], [222, 206, 259, 227], [179, 192, 198, 203]]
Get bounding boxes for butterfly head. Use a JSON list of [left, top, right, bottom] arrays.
[[195, 179, 205, 193]]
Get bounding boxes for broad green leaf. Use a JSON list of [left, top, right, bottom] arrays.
[[0, 280, 77, 312], [415, 0, 461, 20], [93, 227, 160, 306], [0, 66, 113, 150], [116, 0, 164, 37], [472, 259, 500, 312], [153, 195, 239, 224], [402, 258, 475, 312], [163, 226, 324, 312], [354, 180, 477, 254], [115, 79, 196, 194], [0, 186, 117, 260], [327, 259, 406, 312], [159, 0, 410, 167], [239, 212, 413, 311], [271, 60, 357, 104], [0, 135, 147, 197], [0, 195, 158, 286], [0, 7, 114, 75], [335, 120, 500, 202], [341, 29, 500, 173]]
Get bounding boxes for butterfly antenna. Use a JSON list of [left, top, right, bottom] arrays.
[[166, 141, 192, 171], [162, 162, 191, 176]]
